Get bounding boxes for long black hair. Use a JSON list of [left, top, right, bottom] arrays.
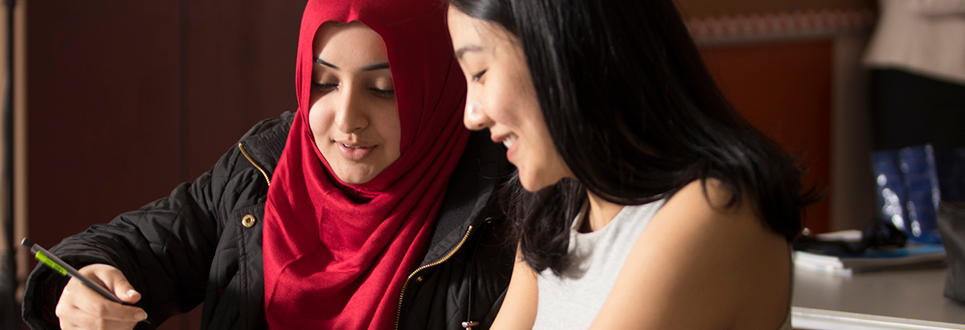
[[449, 0, 818, 275]]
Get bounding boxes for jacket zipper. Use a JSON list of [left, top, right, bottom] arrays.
[[238, 143, 271, 186], [395, 224, 476, 330]]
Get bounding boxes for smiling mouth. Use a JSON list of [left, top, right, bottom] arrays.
[[502, 134, 517, 149], [341, 143, 368, 149], [335, 140, 376, 161]]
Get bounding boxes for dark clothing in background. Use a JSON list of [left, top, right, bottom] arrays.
[[870, 69, 965, 150]]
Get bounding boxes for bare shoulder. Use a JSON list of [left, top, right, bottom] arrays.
[[662, 178, 758, 230], [652, 179, 789, 279], [590, 179, 792, 329]]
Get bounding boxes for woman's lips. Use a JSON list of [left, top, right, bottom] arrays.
[[503, 134, 518, 164], [493, 133, 518, 162], [336, 142, 375, 161]]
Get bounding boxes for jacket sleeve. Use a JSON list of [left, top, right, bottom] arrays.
[[21, 116, 286, 330]]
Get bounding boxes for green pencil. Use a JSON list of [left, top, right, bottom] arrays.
[[21, 238, 150, 324]]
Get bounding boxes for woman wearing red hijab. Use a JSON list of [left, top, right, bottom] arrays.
[[22, 0, 514, 329]]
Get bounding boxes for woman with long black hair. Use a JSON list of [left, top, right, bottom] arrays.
[[447, 0, 816, 328]]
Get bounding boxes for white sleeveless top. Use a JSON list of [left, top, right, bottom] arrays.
[[532, 200, 792, 330]]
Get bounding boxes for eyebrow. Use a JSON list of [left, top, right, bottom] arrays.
[[454, 45, 483, 60], [314, 58, 390, 72], [361, 63, 390, 71]]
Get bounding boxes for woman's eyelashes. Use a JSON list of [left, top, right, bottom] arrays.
[[369, 87, 395, 98], [471, 69, 487, 82], [310, 81, 395, 98], [312, 81, 339, 92]]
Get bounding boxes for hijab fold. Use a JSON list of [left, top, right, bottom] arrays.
[[263, 0, 469, 328]]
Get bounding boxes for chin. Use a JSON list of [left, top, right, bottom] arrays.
[[519, 164, 571, 192], [333, 170, 373, 185], [519, 175, 553, 192]]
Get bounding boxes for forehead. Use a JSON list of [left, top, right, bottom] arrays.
[[312, 21, 388, 60], [447, 7, 479, 44], [447, 6, 511, 53]]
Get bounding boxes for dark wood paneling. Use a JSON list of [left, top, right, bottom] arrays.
[[675, 0, 875, 18], [184, 1, 305, 180], [27, 1, 180, 249], [700, 41, 833, 233]]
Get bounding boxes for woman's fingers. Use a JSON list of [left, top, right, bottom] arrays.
[[87, 264, 142, 305], [58, 305, 139, 330], [55, 264, 148, 330]]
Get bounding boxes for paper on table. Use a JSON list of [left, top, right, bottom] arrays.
[[793, 244, 946, 276]]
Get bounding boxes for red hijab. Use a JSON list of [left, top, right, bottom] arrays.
[[262, 0, 469, 328]]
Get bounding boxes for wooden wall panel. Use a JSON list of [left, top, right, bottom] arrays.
[[700, 41, 833, 233], [675, 0, 875, 18], [26, 1, 180, 251], [184, 1, 305, 180]]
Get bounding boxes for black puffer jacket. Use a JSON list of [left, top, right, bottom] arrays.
[[22, 112, 515, 330]]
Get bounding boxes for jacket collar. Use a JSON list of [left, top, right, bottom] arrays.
[[419, 130, 509, 266], [237, 111, 295, 177]]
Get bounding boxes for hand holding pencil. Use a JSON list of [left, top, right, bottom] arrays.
[[22, 238, 150, 329]]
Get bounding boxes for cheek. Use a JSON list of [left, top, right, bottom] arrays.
[[487, 75, 534, 127], [482, 80, 514, 124], [307, 96, 333, 139], [380, 108, 402, 156]]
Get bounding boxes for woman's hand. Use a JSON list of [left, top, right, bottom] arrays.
[[55, 263, 148, 330]]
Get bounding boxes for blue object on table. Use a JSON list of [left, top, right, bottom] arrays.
[[897, 145, 942, 244], [872, 149, 909, 236]]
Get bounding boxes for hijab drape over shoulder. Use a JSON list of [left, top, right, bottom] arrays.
[[263, 0, 469, 328]]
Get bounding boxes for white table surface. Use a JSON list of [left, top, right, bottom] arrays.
[[792, 266, 965, 329]]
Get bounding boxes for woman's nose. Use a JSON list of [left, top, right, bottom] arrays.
[[334, 86, 368, 133], [463, 98, 492, 131]]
